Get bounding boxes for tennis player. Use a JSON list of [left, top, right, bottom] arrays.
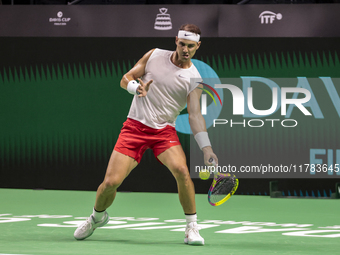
[[74, 24, 218, 245]]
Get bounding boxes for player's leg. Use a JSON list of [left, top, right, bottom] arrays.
[[157, 145, 195, 213], [157, 145, 204, 245], [74, 150, 137, 240], [95, 150, 138, 211]]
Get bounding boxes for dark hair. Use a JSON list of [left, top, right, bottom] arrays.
[[179, 24, 201, 36]]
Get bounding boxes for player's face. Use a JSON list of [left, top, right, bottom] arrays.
[[175, 37, 201, 62]]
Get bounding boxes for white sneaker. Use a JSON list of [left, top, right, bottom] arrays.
[[74, 211, 109, 240], [184, 222, 204, 245]]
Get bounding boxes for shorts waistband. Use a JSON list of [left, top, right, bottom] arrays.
[[126, 118, 175, 133]]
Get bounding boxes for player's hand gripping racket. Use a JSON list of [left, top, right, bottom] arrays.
[[207, 158, 239, 206]]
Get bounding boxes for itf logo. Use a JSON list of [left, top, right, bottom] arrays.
[[259, 11, 282, 24]]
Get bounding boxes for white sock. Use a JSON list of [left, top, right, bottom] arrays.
[[92, 208, 105, 222], [185, 214, 197, 226]]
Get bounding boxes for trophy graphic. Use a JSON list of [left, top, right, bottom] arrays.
[[154, 8, 172, 30]]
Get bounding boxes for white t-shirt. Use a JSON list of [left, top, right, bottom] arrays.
[[127, 48, 202, 129]]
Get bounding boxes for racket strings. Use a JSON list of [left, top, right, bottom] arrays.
[[210, 177, 236, 203]]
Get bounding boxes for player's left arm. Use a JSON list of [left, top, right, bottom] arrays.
[[120, 49, 155, 97], [187, 85, 218, 166]]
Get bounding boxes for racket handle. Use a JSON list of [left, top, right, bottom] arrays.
[[208, 158, 217, 166]]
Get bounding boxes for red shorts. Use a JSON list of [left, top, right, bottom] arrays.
[[114, 118, 181, 163]]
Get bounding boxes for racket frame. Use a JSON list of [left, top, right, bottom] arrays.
[[208, 172, 239, 206]]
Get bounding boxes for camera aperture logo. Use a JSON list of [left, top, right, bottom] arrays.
[[197, 82, 223, 115], [49, 11, 71, 26]]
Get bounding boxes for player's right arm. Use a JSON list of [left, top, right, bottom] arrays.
[[187, 85, 218, 167], [120, 49, 155, 97]]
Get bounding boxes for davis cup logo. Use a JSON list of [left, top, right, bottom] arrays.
[[49, 11, 71, 26], [154, 8, 172, 30]]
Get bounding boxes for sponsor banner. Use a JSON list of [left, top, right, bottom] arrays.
[[1, 5, 340, 37], [0, 5, 218, 37]]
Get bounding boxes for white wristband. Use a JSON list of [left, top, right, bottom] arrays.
[[127, 80, 140, 95], [194, 132, 211, 150]]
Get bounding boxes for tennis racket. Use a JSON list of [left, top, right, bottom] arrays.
[[207, 158, 239, 206]]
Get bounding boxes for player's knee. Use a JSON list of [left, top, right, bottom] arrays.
[[103, 178, 121, 191], [172, 165, 190, 181]]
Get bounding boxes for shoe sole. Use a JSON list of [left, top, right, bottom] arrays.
[[75, 230, 94, 241], [184, 238, 204, 246]]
